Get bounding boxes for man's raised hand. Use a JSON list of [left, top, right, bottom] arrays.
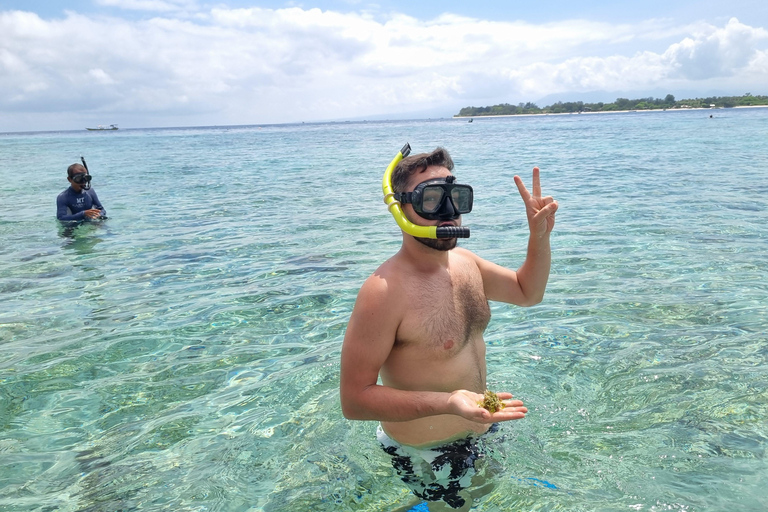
[[514, 167, 557, 238]]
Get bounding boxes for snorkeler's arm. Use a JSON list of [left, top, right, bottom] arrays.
[[340, 274, 519, 423], [510, 167, 557, 304], [458, 167, 558, 306], [88, 189, 106, 216], [455, 247, 546, 307], [340, 274, 442, 421]]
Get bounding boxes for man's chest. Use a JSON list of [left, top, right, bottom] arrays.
[[396, 270, 491, 353], [69, 192, 90, 211]]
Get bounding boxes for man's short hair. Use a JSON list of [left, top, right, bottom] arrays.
[[67, 163, 86, 178], [392, 147, 454, 193]]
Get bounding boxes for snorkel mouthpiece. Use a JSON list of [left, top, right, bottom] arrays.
[[382, 143, 470, 239], [436, 225, 469, 238]]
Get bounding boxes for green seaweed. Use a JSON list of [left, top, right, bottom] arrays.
[[479, 390, 504, 414]]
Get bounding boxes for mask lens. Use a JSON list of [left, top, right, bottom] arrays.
[[451, 187, 472, 213], [420, 186, 445, 213]]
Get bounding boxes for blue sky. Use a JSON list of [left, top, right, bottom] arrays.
[[2, 0, 767, 131]]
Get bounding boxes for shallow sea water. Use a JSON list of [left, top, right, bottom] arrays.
[[1, 109, 767, 511]]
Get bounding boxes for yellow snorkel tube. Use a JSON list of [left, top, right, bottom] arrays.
[[382, 143, 470, 239]]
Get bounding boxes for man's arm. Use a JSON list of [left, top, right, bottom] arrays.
[[88, 189, 106, 217], [457, 247, 548, 307], [458, 167, 557, 306], [340, 273, 444, 422], [340, 273, 526, 423]]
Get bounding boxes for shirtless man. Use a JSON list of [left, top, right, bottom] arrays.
[[340, 146, 557, 509]]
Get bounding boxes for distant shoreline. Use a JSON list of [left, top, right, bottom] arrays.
[[454, 104, 768, 119]]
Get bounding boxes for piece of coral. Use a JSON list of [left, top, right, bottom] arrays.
[[479, 390, 504, 414]]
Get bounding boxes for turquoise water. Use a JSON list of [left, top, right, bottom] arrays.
[[1, 109, 767, 511]]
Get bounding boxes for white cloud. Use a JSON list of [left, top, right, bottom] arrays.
[[88, 68, 117, 85], [0, 8, 766, 130], [501, 18, 768, 98], [664, 18, 768, 80], [94, 0, 198, 12]]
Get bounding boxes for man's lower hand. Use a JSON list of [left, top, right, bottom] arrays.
[[449, 389, 527, 423]]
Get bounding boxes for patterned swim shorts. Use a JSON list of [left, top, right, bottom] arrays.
[[377, 424, 500, 509]]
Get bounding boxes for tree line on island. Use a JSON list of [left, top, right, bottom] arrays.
[[456, 93, 768, 117]]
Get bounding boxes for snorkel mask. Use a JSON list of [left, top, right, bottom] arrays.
[[393, 175, 473, 221], [75, 156, 92, 190], [71, 173, 92, 189], [382, 143, 471, 239]]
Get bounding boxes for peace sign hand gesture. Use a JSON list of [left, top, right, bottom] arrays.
[[514, 167, 557, 238]]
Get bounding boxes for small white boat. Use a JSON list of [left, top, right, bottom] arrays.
[[86, 124, 118, 131]]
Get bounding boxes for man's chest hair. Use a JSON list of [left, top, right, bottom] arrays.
[[397, 268, 490, 352]]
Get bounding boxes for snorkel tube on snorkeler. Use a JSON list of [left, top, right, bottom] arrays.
[[382, 143, 470, 239], [79, 156, 92, 191]]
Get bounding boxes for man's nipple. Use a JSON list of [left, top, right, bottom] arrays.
[[443, 340, 455, 350]]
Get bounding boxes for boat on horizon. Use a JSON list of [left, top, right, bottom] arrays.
[[86, 124, 118, 131]]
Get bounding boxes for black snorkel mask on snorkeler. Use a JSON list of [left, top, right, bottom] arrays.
[[74, 156, 93, 190], [71, 173, 92, 189], [382, 143, 472, 239], [393, 175, 473, 221]]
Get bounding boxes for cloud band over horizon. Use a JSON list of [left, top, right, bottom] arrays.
[[1, 6, 766, 131]]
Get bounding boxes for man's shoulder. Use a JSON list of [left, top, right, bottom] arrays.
[[353, 269, 405, 318], [451, 246, 483, 265], [365, 258, 397, 286], [57, 188, 73, 200], [359, 256, 406, 296]]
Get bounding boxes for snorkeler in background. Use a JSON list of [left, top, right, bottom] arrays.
[[340, 145, 558, 510], [56, 163, 107, 222]]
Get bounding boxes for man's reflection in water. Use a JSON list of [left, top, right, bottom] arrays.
[[58, 221, 104, 256]]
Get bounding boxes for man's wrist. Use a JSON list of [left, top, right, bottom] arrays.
[[529, 231, 551, 246]]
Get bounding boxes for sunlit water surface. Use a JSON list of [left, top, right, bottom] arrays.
[[1, 109, 767, 511]]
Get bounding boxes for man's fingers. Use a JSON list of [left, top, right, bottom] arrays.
[[532, 167, 541, 198], [492, 409, 527, 421], [533, 202, 558, 221], [475, 408, 527, 422], [514, 175, 530, 200]]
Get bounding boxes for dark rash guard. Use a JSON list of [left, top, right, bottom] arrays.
[[56, 186, 107, 221]]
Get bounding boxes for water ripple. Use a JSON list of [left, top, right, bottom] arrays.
[[2, 111, 768, 511]]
